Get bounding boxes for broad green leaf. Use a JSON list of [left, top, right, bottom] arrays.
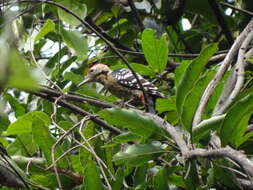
[[60, 28, 88, 61], [192, 115, 225, 142], [35, 19, 55, 42], [142, 29, 168, 73], [32, 117, 68, 168], [167, 174, 186, 188], [5, 111, 50, 135], [79, 122, 94, 171], [153, 168, 169, 190], [113, 132, 142, 143], [4, 93, 26, 117], [7, 133, 37, 156], [174, 60, 191, 87], [156, 97, 176, 113], [113, 144, 165, 166], [8, 50, 38, 90], [64, 72, 83, 85], [99, 108, 162, 138], [112, 168, 124, 190], [181, 70, 215, 131], [134, 164, 148, 186], [57, 0, 87, 26], [84, 160, 103, 190], [220, 94, 253, 146], [176, 44, 218, 118]]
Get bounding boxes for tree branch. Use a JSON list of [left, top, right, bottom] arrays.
[[193, 18, 253, 127], [127, 0, 144, 31], [208, 0, 234, 45], [30, 90, 122, 135]]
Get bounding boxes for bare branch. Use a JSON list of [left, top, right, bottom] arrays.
[[214, 29, 253, 115], [193, 18, 253, 127], [185, 147, 253, 178]]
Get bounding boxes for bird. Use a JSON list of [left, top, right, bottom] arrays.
[[78, 63, 165, 113]]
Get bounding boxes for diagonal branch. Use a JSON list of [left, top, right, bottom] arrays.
[[208, 0, 234, 45], [127, 0, 144, 31], [31, 90, 122, 135], [193, 18, 253, 127]]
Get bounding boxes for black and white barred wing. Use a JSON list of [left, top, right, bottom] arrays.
[[111, 68, 165, 98]]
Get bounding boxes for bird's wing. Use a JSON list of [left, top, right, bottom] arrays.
[[111, 68, 164, 98]]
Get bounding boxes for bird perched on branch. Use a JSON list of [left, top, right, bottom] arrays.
[[78, 63, 165, 113]]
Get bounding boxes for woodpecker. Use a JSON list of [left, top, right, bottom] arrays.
[[78, 63, 165, 113]]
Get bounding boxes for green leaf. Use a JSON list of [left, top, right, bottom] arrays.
[[142, 29, 168, 73], [113, 132, 142, 143], [174, 60, 191, 87], [99, 108, 162, 138], [156, 97, 176, 113], [7, 133, 37, 156], [113, 144, 165, 166], [220, 94, 253, 147], [60, 28, 88, 61], [8, 50, 38, 90], [35, 19, 55, 42], [153, 168, 169, 190], [5, 111, 50, 135], [112, 168, 124, 190], [84, 160, 104, 190], [4, 93, 26, 117], [180, 70, 215, 131], [176, 44, 218, 119], [57, 0, 87, 26], [32, 116, 68, 168], [64, 72, 83, 85]]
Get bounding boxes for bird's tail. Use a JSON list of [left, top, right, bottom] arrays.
[[147, 95, 156, 114]]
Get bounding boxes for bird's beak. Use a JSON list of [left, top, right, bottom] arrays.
[[77, 76, 92, 87]]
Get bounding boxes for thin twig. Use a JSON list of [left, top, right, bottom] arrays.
[[127, 0, 144, 31], [208, 0, 234, 45], [220, 2, 253, 17]]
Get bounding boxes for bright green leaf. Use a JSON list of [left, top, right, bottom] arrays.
[[220, 94, 253, 147], [4, 93, 26, 117], [180, 70, 215, 131], [142, 29, 168, 73], [64, 72, 83, 85], [113, 144, 165, 166], [35, 19, 55, 42], [57, 0, 87, 26], [8, 50, 38, 90], [99, 108, 163, 138], [153, 168, 169, 190], [32, 116, 68, 168], [113, 132, 142, 143], [84, 160, 104, 190], [5, 111, 50, 136], [60, 28, 88, 61], [176, 43, 218, 118]]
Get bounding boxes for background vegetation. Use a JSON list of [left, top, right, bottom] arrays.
[[0, 0, 253, 189]]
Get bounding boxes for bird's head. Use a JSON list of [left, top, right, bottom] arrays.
[[78, 63, 111, 87]]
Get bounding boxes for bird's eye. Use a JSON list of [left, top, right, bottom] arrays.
[[90, 69, 94, 73]]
